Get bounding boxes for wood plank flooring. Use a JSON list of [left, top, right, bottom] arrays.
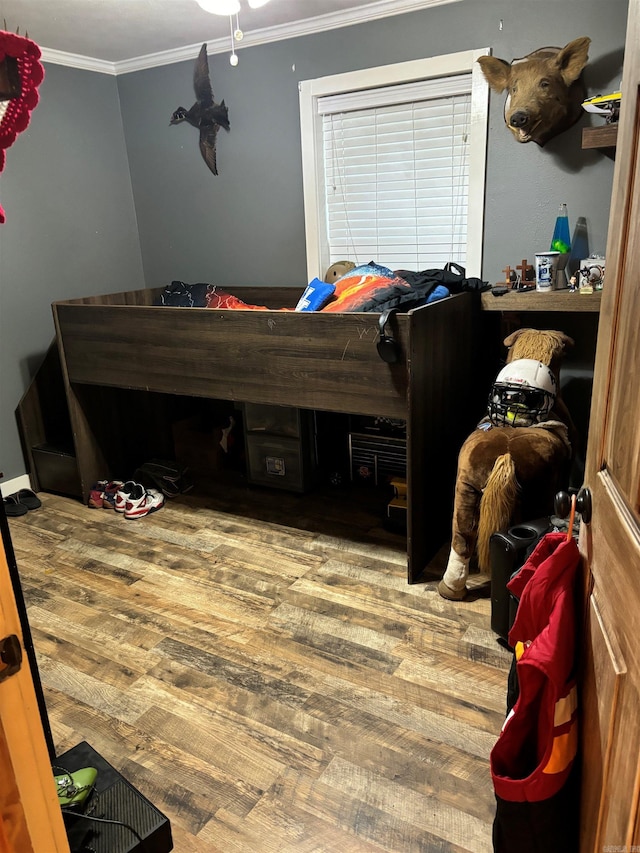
[[7, 480, 511, 852]]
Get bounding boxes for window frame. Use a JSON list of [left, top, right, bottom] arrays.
[[299, 48, 490, 280]]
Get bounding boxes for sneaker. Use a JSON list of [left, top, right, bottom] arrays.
[[101, 480, 125, 510], [88, 480, 108, 509], [114, 481, 138, 513], [124, 485, 164, 520]]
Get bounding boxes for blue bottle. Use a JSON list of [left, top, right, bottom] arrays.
[[551, 203, 571, 254]]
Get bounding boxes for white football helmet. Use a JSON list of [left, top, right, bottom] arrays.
[[488, 358, 557, 427]]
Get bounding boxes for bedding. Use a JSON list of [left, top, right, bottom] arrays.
[[321, 262, 417, 313], [205, 285, 271, 310], [157, 280, 210, 307], [155, 260, 484, 316]]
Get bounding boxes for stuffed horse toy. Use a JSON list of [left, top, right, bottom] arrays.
[[438, 328, 575, 601]]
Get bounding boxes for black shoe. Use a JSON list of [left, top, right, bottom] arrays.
[[3, 496, 28, 517], [15, 488, 42, 510]]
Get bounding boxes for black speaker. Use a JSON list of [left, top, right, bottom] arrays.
[[56, 741, 173, 853], [489, 518, 551, 643], [376, 309, 400, 363]]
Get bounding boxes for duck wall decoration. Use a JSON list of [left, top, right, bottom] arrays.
[[170, 42, 229, 176]]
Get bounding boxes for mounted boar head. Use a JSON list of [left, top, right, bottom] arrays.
[[478, 37, 590, 146]]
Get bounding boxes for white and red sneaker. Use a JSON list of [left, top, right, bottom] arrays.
[[114, 481, 138, 513], [124, 485, 164, 519]]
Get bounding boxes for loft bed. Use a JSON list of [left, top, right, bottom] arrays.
[[52, 283, 482, 584]]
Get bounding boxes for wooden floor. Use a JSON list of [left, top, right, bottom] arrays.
[[8, 479, 511, 853]]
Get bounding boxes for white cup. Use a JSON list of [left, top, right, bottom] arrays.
[[535, 251, 561, 292]]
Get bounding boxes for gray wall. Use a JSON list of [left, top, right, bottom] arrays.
[[118, 0, 627, 290], [0, 64, 144, 482], [0, 0, 628, 483]]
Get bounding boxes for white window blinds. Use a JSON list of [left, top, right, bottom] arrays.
[[319, 74, 471, 271], [300, 50, 489, 279]]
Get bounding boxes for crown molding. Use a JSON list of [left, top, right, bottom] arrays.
[[40, 48, 118, 75], [41, 0, 460, 76]]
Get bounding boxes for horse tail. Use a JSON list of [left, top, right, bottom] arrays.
[[477, 452, 518, 572]]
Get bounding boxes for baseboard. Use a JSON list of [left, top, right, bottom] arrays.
[[1, 474, 33, 498]]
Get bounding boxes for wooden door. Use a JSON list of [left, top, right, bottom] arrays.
[[0, 525, 69, 852], [579, 0, 640, 847]]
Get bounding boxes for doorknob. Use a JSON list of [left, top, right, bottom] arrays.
[[554, 487, 592, 524], [0, 634, 23, 683]]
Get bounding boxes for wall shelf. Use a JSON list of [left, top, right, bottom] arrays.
[[582, 124, 618, 150], [481, 289, 602, 312]]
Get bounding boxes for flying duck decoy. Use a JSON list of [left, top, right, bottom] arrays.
[[170, 43, 229, 176]]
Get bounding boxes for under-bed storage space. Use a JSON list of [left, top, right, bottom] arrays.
[[242, 403, 318, 493]]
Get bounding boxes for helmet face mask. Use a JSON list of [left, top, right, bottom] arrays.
[[488, 358, 557, 427]]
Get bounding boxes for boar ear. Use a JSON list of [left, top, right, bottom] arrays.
[[555, 36, 591, 86], [477, 55, 512, 93]]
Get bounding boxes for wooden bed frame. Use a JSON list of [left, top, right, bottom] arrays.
[[52, 285, 481, 584]]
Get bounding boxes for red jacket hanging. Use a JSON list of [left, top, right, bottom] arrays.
[[490, 532, 580, 803]]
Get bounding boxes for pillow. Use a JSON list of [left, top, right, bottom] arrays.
[[295, 278, 336, 312]]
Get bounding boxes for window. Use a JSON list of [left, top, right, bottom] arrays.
[[299, 49, 489, 280]]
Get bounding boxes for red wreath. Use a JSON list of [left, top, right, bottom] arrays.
[[0, 30, 45, 223]]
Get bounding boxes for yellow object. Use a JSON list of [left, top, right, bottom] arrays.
[[582, 92, 621, 117], [582, 91, 621, 106], [388, 496, 407, 509], [505, 402, 528, 424], [390, 477, 407, 498]]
